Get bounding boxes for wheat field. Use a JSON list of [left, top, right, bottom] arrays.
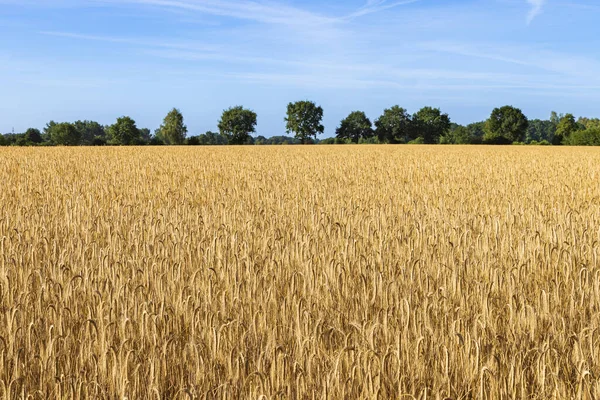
[[1, 146, 600, 399]]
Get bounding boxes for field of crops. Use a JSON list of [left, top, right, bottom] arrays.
[[1, 146, 600, 398]]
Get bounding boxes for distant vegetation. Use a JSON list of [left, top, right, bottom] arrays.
[[2, 102, 600, 146]]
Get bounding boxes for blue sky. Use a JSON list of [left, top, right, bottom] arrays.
[[1, 0, 599, 137]]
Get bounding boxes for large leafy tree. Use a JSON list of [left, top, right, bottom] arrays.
[[412, 107, 451, 144], [285, 101, 324, 144], [374, 106, 413, 144], [484, 106, 528, 144], [50, 123, 81, 146], [107, 116, 141, 145], [73, 120, 106, 145], [24, 128, 43, 144], [554, 113, 579, 145], [336, 111, 374, 143], [157, 108, 187, 145], [218, 106, 257, 145]]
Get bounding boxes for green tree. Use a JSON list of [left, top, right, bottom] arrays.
[[440, 125, 472, 144], [24, 128, 43, 144], [186, 136, 201, 145], [484, 106, 528, 144], [51, 123, 81, 146], [285, 101, 324, 144], [550, 111, 562, 126], [412, 107, 451, 143], [107, 116, 141, 145], [43, 121, 58, 143], [374, 106, 413, 144], [577, 117, 600, 130], [567, 128, 600, 146], [139, 128, 152, 144], [157, 108, 187, 145], [73, 120, 106, 145], [218, 106, 257, 145], [554, 113, 579, 145], [335, 111, 374, 143], [526, 119, 555, 143]]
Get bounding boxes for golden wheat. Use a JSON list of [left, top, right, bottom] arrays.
[[1, 145, 600, 399]]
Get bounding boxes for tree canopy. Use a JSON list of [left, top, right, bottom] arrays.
[[4, 106, 600, 147], [107, 116, 141, 145], [554, 114, 580, 145], [412, 107, 451, 144], [374, 106, 413, 144], [336, 111, 374, 143], [157, 108, 187, 145], [484, 106, 529, 144], [50, 123, 81, 146], [218, 106, 257, 145], [285, 101, 324, 144], [73, 120, 106, 146]]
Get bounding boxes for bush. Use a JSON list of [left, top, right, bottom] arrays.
[[187, 136, 201, 145], [92, 137, 107, 146], [529, 140, 551, 146], [358, 137, 381, 144], [150, 137, 165, 146], [408, 137, 425, 144], [319, 138, 336, 144], [566, 128, 600, 146]]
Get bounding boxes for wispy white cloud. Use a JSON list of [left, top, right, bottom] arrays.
[[114, 0, 335, 26], [420, 40, 600, 85], [40, 31, 219, 52], [526, 0, 546, 24], [343, 0, 421, 20]]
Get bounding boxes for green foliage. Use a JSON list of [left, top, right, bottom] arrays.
[[218, 106, 257, 145], [408, 137, 425, 144], [24, 128, 43, 144], [0, 133, 20, 146], [554, 113, 579, 145], [199, 131, 229, 145], [50, 123, 81, 146], [73, 120, 106, 145], [412, 107, 451, 144], [577, 117, 600, 130], [107, 116, 141, 145], [484, 106, 528, 144], [255, 135, 300, 145], [285, 101, 324, 144], [466, 122, 486, 144], [157, 108, 187, 145], [374, 106, 413, 144], [526, 119, 555, 143], [529, 140, 551, 146], [139, 128, 151, 144], [440, 125, 472, 144], [358, 136, 381, 144], [566, 128, 600, 146], [186, 136, 201, 145], [43, 121, 57, 143], [149, 136, 165, 146], [335, 111, 374, 143]]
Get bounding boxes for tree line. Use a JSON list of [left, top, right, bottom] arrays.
[[2, 101, 600, 147]]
